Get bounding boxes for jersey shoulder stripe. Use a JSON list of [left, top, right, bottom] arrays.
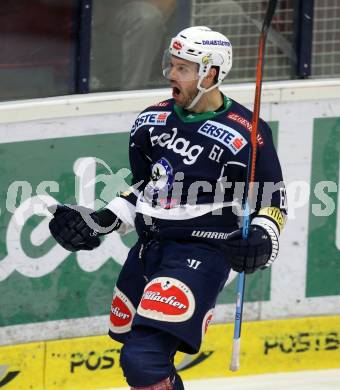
[[215, 99, 272, 146]]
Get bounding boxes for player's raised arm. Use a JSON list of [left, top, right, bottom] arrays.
[[48, 110, 154, 251]]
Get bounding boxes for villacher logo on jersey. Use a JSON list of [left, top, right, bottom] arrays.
[[142, 291, 187, 310], [109, 287, 136, 333], [111, 306, 130, 321], [202, 309, 214, 340], [137, 277, 196, 322]]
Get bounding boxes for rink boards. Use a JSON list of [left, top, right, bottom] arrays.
[[1, 315, 339, 389], [1, 79, 340, 347], [0, 79, 340, 389]]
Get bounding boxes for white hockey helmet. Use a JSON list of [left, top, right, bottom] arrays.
[[163, 26, 232, 109]]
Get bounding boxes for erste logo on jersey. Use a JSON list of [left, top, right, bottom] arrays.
[[198, 120, 247, 155], [137, 277, 195, 322], [131, 111, 172, 136], [109, 287, 136, 334]]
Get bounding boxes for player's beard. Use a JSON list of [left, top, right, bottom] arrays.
[[184, 89, 200, 110], [172, 85, 199, 110]]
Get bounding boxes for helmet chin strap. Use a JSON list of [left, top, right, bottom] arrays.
[[185, 76, 222, 111]]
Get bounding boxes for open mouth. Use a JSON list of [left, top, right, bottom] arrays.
[[172, 86, 181, 98]]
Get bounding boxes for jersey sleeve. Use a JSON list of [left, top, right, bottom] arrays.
[[251, 119, 287, 234], [106, 114, 153, 234]]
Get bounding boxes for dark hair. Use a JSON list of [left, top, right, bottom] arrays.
[[212, 66, 219, 83]]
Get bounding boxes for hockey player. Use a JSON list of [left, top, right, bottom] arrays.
[[49, 26, 287, 389]]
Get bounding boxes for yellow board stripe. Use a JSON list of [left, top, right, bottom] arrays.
[[0, 342, 44, 389], [0, 316, 339, 389]]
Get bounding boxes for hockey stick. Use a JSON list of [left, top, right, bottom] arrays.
[[229, 0, 278, 372]]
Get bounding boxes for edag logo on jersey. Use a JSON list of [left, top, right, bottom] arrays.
[[198, 120, 247, 155], [131, 111, 172, 135], [150, 128, 204, 165]]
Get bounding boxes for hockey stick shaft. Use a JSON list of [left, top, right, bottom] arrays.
[[229, 0, 278, 372]]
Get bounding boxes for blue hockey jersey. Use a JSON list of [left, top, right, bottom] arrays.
[[107, 95, 286, 235]]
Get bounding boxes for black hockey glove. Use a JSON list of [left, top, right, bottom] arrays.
[[224, 223, 279, 274], [48, 205, 122, 252]]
